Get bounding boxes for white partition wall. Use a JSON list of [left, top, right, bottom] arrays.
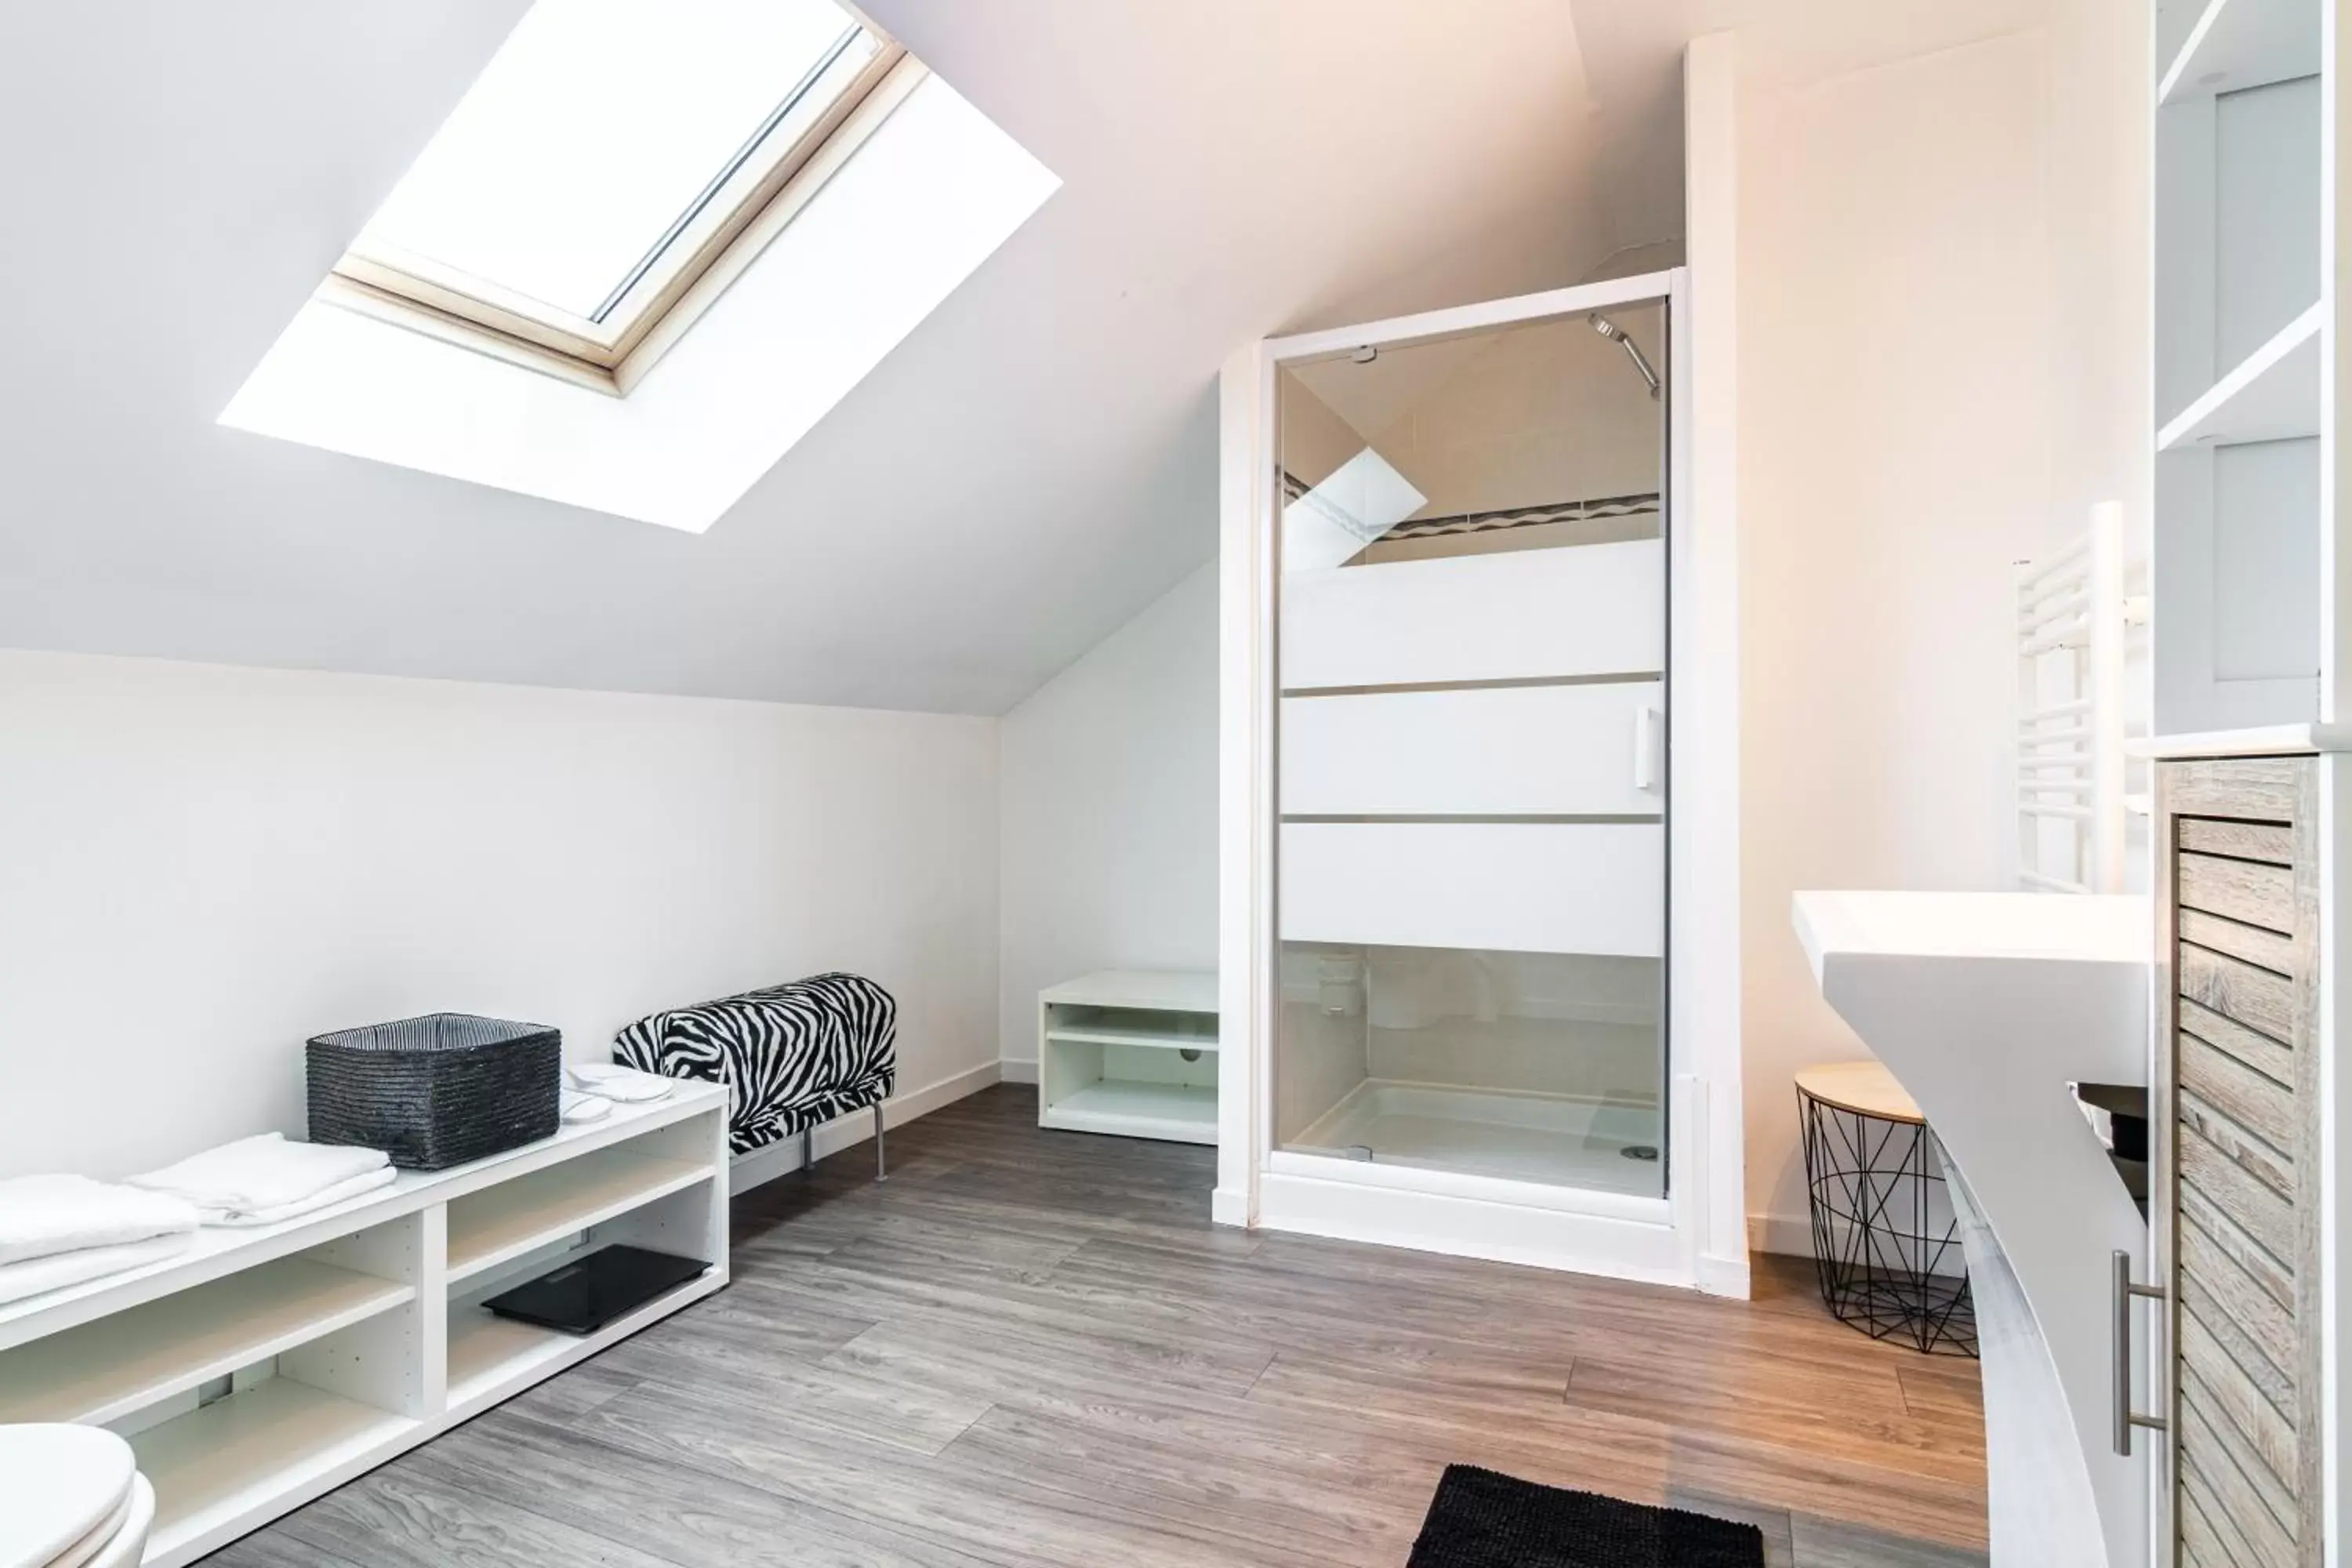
[[1216, 247, 1745, 1292]]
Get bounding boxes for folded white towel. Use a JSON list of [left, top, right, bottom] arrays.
[[207, 1165, 397, 1229], [129, 1133, 390, 1223], [568, 1064, 675, 1104], [0, 1231, 194, 1306], [0, 1174, 199, 1268]]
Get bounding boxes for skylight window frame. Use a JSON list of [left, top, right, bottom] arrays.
[[323, 9, 916, 397]]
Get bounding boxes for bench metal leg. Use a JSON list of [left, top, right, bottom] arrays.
[[801, 1127, 814, 1175], [875, 1102, 887, 1181]]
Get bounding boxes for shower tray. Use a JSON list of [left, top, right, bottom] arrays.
[[1288, 1080, 1663, 1195]]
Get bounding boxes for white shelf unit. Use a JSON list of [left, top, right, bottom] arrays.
[[2154, 299, 2319, 450], [1038, 970, 1219, 1145], [0, 1083, 727, 1566], [2151, 0, 2329, 735], [2134, 5, 2352, 1563]]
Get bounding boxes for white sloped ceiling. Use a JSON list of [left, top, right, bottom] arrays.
[[0, 0, 2045, 713]]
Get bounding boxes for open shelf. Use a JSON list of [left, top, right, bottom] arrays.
[[2158, 302, 2321, 451], [444, 1268, 717, 1416], [1044, 1022, 1219, 1052], [134, 1377, 416, 1561], [1040, 1081, 1218, 1143], [2160, 0, 2320, 103], [1037, 969, 1220, 1146], [445, 1149, 713, 1284], [445, 1304, 574, 1410], [0, 1257, 410, 1427]]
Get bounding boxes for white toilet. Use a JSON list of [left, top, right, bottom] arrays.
[[0, 1425, 155, 1568]]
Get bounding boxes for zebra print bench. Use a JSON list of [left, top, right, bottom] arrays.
[[613, 972, 895, 1175]]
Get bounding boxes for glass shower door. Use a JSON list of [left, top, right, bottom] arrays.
[[1271, 303, 1668, 1198]]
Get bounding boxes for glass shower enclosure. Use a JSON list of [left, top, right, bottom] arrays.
[[1270, 292, 1671, 1202]]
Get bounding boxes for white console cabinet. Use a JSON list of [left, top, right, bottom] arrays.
[[0, 1083, 728, 1566], [1038, 970, 1219, 1145]]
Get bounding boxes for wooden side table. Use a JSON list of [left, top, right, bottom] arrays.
[[1796, 1060, 1976, 1356]]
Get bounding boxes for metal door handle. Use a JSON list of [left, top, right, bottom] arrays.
[[1632, 705, 1662, 793], [2112, 1249, 2166, 1456]]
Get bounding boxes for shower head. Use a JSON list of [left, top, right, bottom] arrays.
[[1588, 312, 1662, 401]]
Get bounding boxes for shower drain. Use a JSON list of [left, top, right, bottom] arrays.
[[1621, 1145, 1660, 1161]]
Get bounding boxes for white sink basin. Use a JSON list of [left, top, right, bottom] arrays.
[[1792, 891, 2149, 1568]]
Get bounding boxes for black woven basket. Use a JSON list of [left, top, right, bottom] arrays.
[[307, 1013, 561, 1171]]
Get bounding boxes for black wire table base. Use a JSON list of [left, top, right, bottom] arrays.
[[1798, 1085, 1977, 1358]]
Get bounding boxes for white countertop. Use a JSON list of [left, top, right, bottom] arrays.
[[1795, 888, 2147, 972]]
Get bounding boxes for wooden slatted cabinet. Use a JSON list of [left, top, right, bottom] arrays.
[[2153, 757, 2322, 1567]]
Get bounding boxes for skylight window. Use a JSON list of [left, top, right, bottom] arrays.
[[222, 1, 1061, 531], [330, 0, 909, 393]]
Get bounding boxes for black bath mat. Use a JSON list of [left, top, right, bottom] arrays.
[[1407, 1466, 1765, 1568]]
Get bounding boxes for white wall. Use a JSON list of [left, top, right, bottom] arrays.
[[1005, 11, 2156, 1268], [0, 649, 1000, 1181], [1736, 21, 2147, 1250], [998, 563, 1218, 1069], [2046, 0, 2156, 891]]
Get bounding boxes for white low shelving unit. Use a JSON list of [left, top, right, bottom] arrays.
[[0, 1082, 727, 1566], [1037, 969, 1218, 1144]]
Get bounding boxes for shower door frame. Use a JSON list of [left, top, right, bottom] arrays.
[[1214, 268, 1747, 1294]]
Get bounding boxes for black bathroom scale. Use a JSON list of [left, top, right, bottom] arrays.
[[481, 1243, 709, 1335]]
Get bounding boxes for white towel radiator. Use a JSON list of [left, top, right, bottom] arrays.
[[2016, 501, 2136, 895]]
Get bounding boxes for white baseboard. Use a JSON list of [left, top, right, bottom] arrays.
[[729, 1058, 1002, 1195], [1210, 1186, 1250, 1228], [1748, 1210, 1816, 1260], [1747, 1209, 1964, 1278], [1696, 1250, 1752, 1299], [998, 1056, 1039, 1085]]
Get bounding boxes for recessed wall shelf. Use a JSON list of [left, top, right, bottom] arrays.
[[2158, 0, 2321, 104], [2154, 300, 2319, 451], [2151, 0, 2327, 739], [0, 1082, 727, 1567], [1038, 970, 1218, 1145]]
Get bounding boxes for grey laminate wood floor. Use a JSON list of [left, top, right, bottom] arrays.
[[208, 1085, 1989, 1567]]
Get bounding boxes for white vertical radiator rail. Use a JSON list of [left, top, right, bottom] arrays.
[[2016, 502, 2133, 894]]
